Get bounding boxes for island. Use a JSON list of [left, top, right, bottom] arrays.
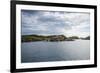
[[80, 36, 90, 40], [21, 34, 90, 42]]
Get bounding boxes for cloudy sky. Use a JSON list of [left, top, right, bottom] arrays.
[[21, 10, 90, 37]]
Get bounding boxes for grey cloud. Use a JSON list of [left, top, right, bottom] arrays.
[[21, 10, 90, 37]]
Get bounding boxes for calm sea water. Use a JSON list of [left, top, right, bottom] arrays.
[[21, 40, 90, 63]]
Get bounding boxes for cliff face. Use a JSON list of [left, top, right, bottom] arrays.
[[22, 35, 70, 42]]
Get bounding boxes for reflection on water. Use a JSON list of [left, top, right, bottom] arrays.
[[21, 40, 90, 63]]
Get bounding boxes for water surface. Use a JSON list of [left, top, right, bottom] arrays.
[[21, 40, 90, 63]]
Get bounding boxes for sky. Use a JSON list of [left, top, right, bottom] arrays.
[[21, 10, 90, 37]]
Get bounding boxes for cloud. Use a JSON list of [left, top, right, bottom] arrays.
[[21, 10, 90, 37]]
